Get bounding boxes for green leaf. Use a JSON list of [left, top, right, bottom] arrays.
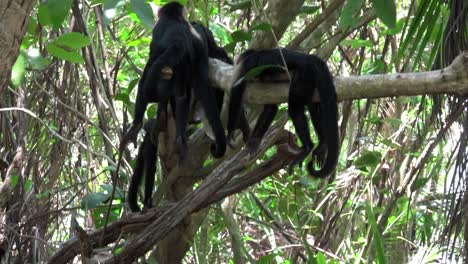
[[366, 203, 387, 264], [11, 174, 19, 188], [257, 253, 277, 264], [316, 252, 326, 264], [250, 23, 272, 32], [231, 30, 252, 42], [130, 0, 155, 29], [127, 78, 139, 95], [101, 184, 124, 199], [11, 53, 26, 87], [115, 93, 131, 107], [53, 32, 91, 49], [232, 64, 286, 87], [354, 151, 382, 168], [340, 39, 373, 48], [227, 0, 252, 10], [47, 0, 73, 30], [339, 0, 361, 30], [46, 43, 84, 63], [38, 4, 52, 26], [146, 104, 157, 119], [209, 23, 233, 45], [299, 5, 320, 15], [383, 19, 404, 35], [81, 192, 110, 210], [372, 0, 396, 29]]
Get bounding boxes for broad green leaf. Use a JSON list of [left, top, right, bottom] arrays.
[[11, 53, 26, 87], [127, 78, 139, 94], [130, 0, 155, 28], [81, 192, 110, 210], [383, 19, 404, 35], [115, 93, 131, 107], [372, 0, 396, 29], [46, 43, 84, 63], [339, 0, 361, 30], [26, 49, 49, 71], [101, 184, 124, 199], [37, 4, 52, 26], [354, 150, 382, 168], [47, 0, 73, 30], [231, 30, 252, 42], [366, 203, 387, 264], [54, 32, 91, 49]]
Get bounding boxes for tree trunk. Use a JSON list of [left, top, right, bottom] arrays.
[[0, 0, 35, 94]]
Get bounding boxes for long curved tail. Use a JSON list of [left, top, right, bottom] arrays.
[[127, 136, 147, 212], [127, 129, 158, 212]]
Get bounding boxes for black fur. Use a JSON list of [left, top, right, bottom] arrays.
[[127, 20, 236, 212], [227, 48, 339, 178], [127, 118, 160, 212], [130, 2, 226, 161]]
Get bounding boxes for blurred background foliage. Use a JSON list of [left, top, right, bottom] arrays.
[[0, 0, 467, 263]]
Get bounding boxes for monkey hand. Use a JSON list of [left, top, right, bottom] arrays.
[[311, 144, 327, 168]]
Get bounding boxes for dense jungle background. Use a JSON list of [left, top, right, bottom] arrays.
[[0, 0, 467, 263]]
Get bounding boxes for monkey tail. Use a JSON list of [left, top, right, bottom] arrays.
[[127, 136, 147, 212], [307, 62, 339, 178]]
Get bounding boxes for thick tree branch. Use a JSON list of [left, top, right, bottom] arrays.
[[209, 51, 468, 103]]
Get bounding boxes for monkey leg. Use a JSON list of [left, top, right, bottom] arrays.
[[288, 98, 314, 169], [247, 104, 277, 154]]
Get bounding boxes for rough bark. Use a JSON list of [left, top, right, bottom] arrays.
[[249, 0, 305, 49], [0, 0, 36, 94]]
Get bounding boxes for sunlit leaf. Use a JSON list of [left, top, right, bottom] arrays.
[[46, 43, 84, 63], [54, 32, 91, 49], [11, 53, 26, 87]]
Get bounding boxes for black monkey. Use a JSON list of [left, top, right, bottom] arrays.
[[127, 21, 237, 212], [227, 48, 339, 178], [191, 22, 250, 143], [125, 2, 226, 162]]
